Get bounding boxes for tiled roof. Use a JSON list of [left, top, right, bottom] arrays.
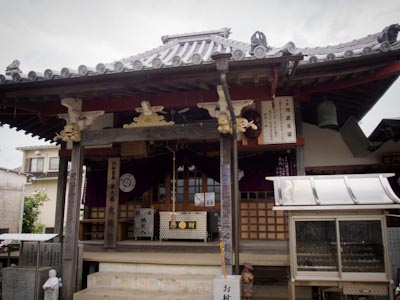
[[29, 171, 59, 180], [0, 25, 399, 85], [16, 145, 60, 151]]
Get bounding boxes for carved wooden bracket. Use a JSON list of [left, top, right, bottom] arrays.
[[197, 85, 255, 134], [54, 98, 105, 142]]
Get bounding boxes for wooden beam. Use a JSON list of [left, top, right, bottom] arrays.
[[289, 60, 300, 79], [59, 147, 120, 157], [54, 143, 68, 243], [271, 66, 279, 98], [3, 85, 273, 118], [294, 102, 305, 175], [104, 157, 120, 249], [81, 123, 219, 146]]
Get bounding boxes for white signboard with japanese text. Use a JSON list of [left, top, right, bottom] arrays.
[[213, 275, 241, 300], [260, 97, 296, 144]]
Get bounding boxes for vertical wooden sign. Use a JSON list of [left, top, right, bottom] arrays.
[[104, 157, 120, 248]]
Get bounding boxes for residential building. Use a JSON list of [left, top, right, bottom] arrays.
[[0, 167, 27, 233]]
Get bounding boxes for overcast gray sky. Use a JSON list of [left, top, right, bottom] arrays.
[[0, 0, 399, 169]]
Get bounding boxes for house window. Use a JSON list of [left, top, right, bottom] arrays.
[[49, 157, 60, 170], [30, 157, 44, 172]]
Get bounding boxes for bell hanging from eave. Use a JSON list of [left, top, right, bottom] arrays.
[[317, 97, 338, 129]]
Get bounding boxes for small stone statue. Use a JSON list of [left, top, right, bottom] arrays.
[[43, 269, 59, 300], [241, 263, 254, 300], [395, 283, 400, 300]]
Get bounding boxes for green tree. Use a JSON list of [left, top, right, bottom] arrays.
[[22, 191, 49, 233]]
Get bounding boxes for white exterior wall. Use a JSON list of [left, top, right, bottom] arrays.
[[24, 179, 59, 228], [21, 146, 60, 173], [0, 169, 27, 233], [20, 146, 61, 230], [303, 122, 381, 167], [19, 145, 85, 231]]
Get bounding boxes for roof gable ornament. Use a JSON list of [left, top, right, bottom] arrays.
[[161, 28, 231, 44], [5, 60, 22, 76], [249, 31, 271, 58], [378, 24, 400, 44]]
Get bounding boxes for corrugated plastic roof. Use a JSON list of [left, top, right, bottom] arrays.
[[267, 173, 400, 210]]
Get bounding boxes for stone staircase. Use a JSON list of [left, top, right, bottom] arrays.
[[73, 263, 219, 300]]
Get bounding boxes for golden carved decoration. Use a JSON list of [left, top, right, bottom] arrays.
[[218, 113, 232, 134], [237, 117, 258, 132], [53, 124, 81, 142], [123, 100, 175, 128], [217, 113, 257, 135], [123, 113, 174, 128]]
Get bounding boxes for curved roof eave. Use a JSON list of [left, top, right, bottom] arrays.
[[0, 24, 399, 87]]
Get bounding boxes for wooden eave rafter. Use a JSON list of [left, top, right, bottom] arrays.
[[294, 61, 400, 99], [291, 62, 387, 82], [0, 55, 303, 99]]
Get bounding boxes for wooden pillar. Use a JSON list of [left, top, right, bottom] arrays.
[[62, 142, 84, 300], [288, 211, 296, 300], [220, 134, 233, 274], [294, 101, 305, 175], [104, 157, 120, 249], [54, 143, 68, 243]]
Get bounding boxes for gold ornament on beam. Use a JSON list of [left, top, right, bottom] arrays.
[[53, 124, 81, 142], [123, 100, 175, 128], [217, 113, 258, 135]]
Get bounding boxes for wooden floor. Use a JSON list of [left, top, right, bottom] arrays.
[[80, 239, 289, 267], [0, 240, 289, 267]]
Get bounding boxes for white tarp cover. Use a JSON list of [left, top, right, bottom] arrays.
[[0, 233, 57, 242], [266, 173, 400, 210]]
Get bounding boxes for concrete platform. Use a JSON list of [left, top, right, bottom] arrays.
[[74, 288, 212, 300]]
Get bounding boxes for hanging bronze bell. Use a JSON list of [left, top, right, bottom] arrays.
[[317, 98, 338, 129]]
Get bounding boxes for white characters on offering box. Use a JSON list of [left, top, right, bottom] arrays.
[[43, 269, 59, 300]]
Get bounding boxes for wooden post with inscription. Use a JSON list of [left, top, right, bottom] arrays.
[[54, 143, 68, 243], [220, 134, 233, 275], [104, 157, 120, 248], [62, 142, 84, 300]]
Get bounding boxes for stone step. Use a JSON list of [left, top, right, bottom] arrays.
[[87, 272, 214, 293], [73, 288, 212, 300], [99, 262, 220, 276]]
